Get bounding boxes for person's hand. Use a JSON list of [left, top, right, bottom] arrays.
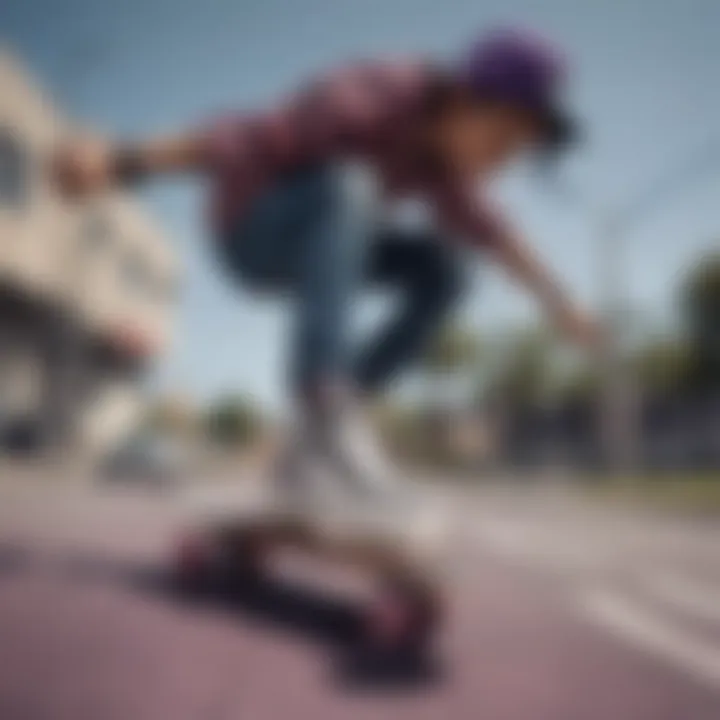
[[558, 307, 607, 351], [51, 136, 113, 198]]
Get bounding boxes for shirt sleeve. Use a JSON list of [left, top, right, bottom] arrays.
[[201, 59, 429, 178], [437, 183, 511, 251]]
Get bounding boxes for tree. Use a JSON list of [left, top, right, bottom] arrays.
[[423, 323, 481, 375], [630, 339, 688, 398], [489, 327, 557, 411], [420, 323, 482, 410], [144, 394, 198, 437], [681, 253, 720, 393], [413, 323, 483, 462], [371, 401, 425, 459], [555, 361, 601, 406], [204, 395, 263, 448]]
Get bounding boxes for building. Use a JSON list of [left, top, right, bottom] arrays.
[[0, 50, 180, 458]]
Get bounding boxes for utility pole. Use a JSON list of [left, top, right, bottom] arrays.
[[555, 136, 720, 475], [596, 213, 638, 474]]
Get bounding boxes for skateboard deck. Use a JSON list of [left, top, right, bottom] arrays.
[[198, 511, 442, 587], [174, 485, 449, 651], [181, 479, 449, 572]]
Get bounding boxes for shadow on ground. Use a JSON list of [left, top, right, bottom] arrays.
[[0, 542, 444, 691], [0, 542, 32, 578]]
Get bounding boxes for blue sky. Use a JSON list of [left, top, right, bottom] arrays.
[[4, 0, 720, 408]]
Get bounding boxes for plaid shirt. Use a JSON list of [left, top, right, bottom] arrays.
[[204, 59, 505, 247]]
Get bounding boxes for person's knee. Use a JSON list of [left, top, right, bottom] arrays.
[[327, 162, 381, 229], [412, 243, 466, 311]]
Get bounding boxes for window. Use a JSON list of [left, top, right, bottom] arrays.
[[83, 211, 113, 254], [0, 127, 29, 208]]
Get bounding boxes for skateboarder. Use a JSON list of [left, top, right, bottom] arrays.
[[53, 27, 601, 511]]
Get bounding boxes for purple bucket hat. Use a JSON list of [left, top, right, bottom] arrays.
[[457, 27, 577, 150]]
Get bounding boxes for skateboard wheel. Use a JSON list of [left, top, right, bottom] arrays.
[[174, 529, 218, 589], [224, 529, 266, 581], [365, 582, 441, 655], [174, 527, 266, 591]]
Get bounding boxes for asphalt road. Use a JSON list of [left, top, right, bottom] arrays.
[[0, 476, 719, 719]]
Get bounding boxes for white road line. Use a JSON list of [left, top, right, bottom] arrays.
[[581, 588, 720, 690], [644, 573, 720, 625]]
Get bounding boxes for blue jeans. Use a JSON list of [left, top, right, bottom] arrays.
[[218, 164, 466, 394]]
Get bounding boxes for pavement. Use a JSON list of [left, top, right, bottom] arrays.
[[0, 474, 719, 719]]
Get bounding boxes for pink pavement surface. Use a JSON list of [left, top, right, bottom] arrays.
[[0, 484, 719, 720]]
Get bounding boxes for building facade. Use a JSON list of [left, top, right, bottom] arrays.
[[0, 50, 180, 458]]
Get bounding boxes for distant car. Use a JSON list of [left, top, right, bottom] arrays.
[[100, 435, 188, 487]]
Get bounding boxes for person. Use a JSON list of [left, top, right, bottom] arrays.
[[53, 27, 601, 515]]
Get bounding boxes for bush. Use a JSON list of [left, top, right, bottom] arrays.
[[204, 395, 262, 448]]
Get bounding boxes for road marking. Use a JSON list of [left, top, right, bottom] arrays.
[[644, 573, 720, 625], [581, 588, 720, 690]]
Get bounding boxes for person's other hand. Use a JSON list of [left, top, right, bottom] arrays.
[[51, 136, 113, 198], [558, 307, 607, 351]]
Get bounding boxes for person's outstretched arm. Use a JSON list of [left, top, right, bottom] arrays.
[[489, 223, 602, 347], [52, 59, 427, 200], [441, 189, 603, 349], [52, 130, 212, 197]]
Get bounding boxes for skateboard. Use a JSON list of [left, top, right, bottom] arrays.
[[172, 495, 446, 656]]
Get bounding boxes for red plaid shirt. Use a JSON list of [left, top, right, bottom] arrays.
[[204, 59, 505, 247]]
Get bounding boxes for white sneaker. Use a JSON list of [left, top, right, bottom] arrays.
[[269, 423, 328, 516], [324, 405, 401, 500], [272, 404, 424, 523], [266, 405, 451, 571]]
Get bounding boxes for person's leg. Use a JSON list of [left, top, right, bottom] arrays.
[[221, 168, 463, 506], [220, 161, 378, 399], [285, 164, 411, 501], [354, 232, 467, 393], [222, 163, 389, 502], [218, 165, 336, 291], [289, 163, 380, 404], [221, 170, 460, 406], [293, 232, 469, 502], [222, 160, 382, 404]]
